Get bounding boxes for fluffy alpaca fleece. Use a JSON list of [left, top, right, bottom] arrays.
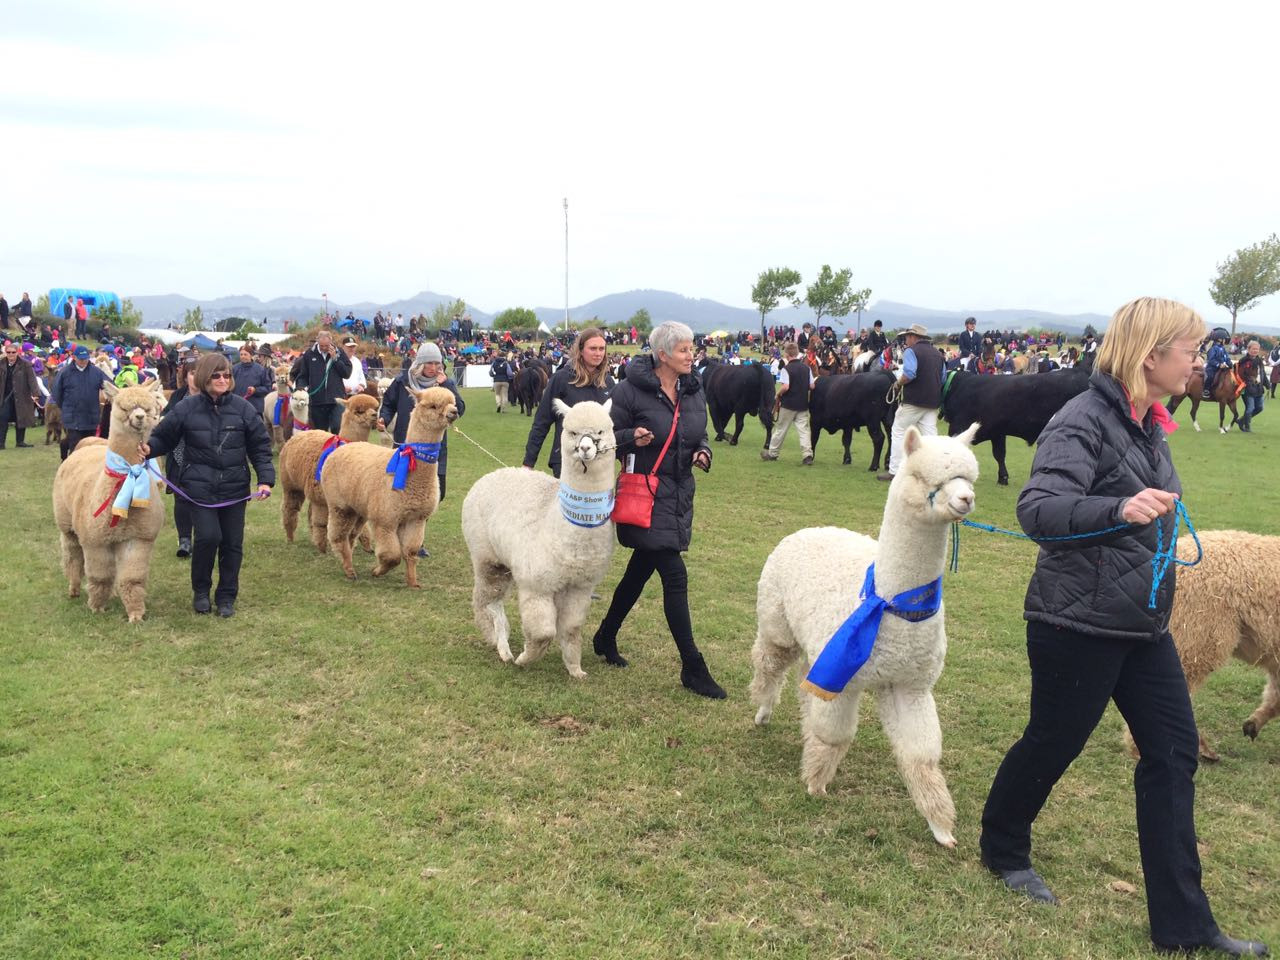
[[462, 400, 616, 679], [319, 386, 457, 587], [52, 381, 167, 623], [1123, 529, 1280, 761], [750, 424, 980, 847], [263, 365, 304, 450], [280, 394, 381, 552]]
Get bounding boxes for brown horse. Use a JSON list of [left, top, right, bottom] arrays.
[[1167, 368, 1242, 433]]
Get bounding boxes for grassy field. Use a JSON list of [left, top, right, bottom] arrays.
[[1, 391, 1276, 959]]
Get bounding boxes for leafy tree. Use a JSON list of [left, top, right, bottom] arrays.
[[493, 307, 537, 329], [427, 299, 468, 332], [1210, 233, 1280, 336], [1082, 323, 1098, 340], [751, 267, 802, 338], [803, 265, 860, 327], [181, 305, 205, 333], [628, 308, 653, 334], [120, 298, 144, 328], [36, 294, 50, 314]]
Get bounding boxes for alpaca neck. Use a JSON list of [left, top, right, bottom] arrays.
[[873, 500, 949, 599], [558, 457, 615, 494], [406, 422, 448, 446], [107, 429, 147, 466], [338, 417, 372, 442]]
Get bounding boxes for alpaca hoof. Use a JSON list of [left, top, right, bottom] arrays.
[[1200, 745, 1220, 763], [931, 829, 958, 849], [127, 612, 145, 624], [68, 587, 80, 598], [514, 650, 535, 667], [567, 667, 587, 680], [344, 570, 357, 581], [806, 783, 828, 798], [754, 705, 773, 726], [1243, 719, 1259, 740], [497, 648, 514, 664]]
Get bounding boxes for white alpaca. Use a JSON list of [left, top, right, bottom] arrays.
[[462, 399, 616, 679], [750, 424, 980, 847]]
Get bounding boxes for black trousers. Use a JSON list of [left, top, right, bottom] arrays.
[[0, 395, 24, 446], [172, 494, 193, 541], [190, 502, 247, 603], [595, 548, 698, 661], [980, 621, 1218, 948], [61, 428, 96, 461], [311, 403, 341, 434]]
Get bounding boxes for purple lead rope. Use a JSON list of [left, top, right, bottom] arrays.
[[145, 463, 267, 508]]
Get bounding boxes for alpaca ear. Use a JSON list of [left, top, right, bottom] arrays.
[[148, 377, 164, 394], [958, 422, 980, 445], [904, 425, 923, 457], [601, 398, 612, 415], [336, 397, 348, 409], [552, 398, 571, 419], [103, 381, 119, 400]]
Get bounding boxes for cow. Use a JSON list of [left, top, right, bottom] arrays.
[[700, 359, 775, 449], [511, 357, 551, 416], [940, 367, 1090, 485], [808, 370, 897, 471]]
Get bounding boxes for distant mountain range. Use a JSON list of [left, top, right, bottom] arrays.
[[129, 289, 1277, 337]]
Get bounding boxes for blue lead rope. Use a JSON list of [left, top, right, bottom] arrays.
[[949, 501, 1201, 610]]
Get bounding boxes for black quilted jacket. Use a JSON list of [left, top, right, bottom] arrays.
[[147, 391, 275, 503]]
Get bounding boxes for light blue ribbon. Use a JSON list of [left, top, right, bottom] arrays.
[[557, 483, 614, 528], [801, 563, 942, 701], [104, 448, 156, 520]]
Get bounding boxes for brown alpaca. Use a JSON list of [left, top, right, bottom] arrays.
[[319, 386, 457, 587], [44, 399, 64, 446], [279, 394, 382, 552], [51, 381, 167, 622]]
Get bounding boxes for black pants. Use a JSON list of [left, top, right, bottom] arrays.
[[980, 621, 1218, 948], [173, 494, 193, 541], [190, 502, 247, 604], [312, 403, 341, 434], [61, 428, 95, 460], [0, 396, 24, 447], [595, 548, 698, 661], [437, 474, 446, 502]]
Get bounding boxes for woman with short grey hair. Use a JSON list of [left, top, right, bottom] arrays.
[[591, 322, 725, 698]]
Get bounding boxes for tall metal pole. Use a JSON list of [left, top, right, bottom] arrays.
[[563, 197, 569, 333]]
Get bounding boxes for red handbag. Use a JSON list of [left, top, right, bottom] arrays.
[[612, 400, 680, 529]]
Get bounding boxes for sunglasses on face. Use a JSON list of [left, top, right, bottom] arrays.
[[208, 372, 232, 380]]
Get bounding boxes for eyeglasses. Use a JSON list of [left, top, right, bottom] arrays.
[[1163, 347, 1200, 359], [208, 372, 232, 380]]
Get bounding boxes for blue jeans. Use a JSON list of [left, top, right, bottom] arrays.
[[1244, 392, 1264, 419]]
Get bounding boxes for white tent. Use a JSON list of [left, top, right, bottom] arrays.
[[138, 329, 295, 348], [537, 319, 553, 335]]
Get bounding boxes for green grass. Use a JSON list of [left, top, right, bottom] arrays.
[[1, 395, 1277, 959]]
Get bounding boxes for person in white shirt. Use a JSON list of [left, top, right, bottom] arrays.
[[340, 335, 367, 395]]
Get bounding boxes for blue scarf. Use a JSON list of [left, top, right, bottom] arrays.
[[557, 483, 614, 528], [386, 441, 441, 491], [314, 436, 345, 483], [103, 449, 156, 523], [801, 563, 943, 702]]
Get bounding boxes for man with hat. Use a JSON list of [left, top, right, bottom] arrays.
[[958, 316, 982, 369], [290, 328, 352, 433], [340, 335, 367, 396], [50, 344, 109, 460], [879, 323, 943, 482]]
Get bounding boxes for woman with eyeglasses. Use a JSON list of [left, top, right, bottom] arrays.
[[143, 353, 274, 617]]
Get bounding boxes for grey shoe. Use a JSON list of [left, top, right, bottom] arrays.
[[760, 451, 778, 461]]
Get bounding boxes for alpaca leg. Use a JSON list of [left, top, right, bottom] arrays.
[[472, 563, 513, 661], [1243, 671, 1279, 741], [398, 519, 425, 588], [327, 509, 360, 580], [800, 690, 862, 797], [281, 486, 304, 542], [750, 619, 800, 726], [514, 592, 557, 667], [115, 539, 153, 624], [555, 588, 592, 679], [83, 543, 116, 613], [368, 521, 403, 580], [60, 530, 85, 598], [357, 521, 373, 553], [308, 500, 330, 554], [876, 683, 957, 848]]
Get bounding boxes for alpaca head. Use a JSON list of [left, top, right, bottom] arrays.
[[274, 365, 292, 391], [554, 399, 615, 473], [891, 423, 980, 523], [289, 388, 311, 426], [103, 380, 165, 441], [407, 386, 459, 438], [337, 393, 380, 435]]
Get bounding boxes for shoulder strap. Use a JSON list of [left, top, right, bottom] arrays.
[[648, 397, 681, 477]]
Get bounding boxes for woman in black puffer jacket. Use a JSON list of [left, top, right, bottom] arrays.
[[590, 322, 724, 699], [979, 298, 1266, 958], [145, 353, 275, 618]]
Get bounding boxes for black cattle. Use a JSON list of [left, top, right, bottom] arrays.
[[512, 358, 550, 416], [701, 360, 775, 448], [808, 371, 897, 470], [940, 368, 1090, 485]]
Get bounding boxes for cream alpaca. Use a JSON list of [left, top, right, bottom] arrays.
[[263, 365, 307, 450], [462, 400, 616, 679], [1124, 529, 1280, 761], [750, 424, 980, 847], [52, 381, 167, 623], [280, 394, 381, 552], [319, 386, 457, 587]]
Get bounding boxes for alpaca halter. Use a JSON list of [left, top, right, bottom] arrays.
[[387, 442, 440, 490], [96, 449, 156, 527], [570, 435, 615, 472], [557, 483, 614, 528], [801, 563, 942, 702]]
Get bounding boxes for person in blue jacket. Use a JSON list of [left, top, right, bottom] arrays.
[[1202, 328, 1232, 399], [50, 345, 108, 460]]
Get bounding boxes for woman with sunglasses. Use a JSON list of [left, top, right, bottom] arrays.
[[143, 353, 274, 617]]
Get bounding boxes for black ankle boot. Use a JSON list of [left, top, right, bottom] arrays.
[[592, 631, 628, 667], [680, 653, 727, 699]]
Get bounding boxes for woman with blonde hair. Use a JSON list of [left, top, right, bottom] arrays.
[[522, 327, 614, 478], [979, 298, 1266, 957]]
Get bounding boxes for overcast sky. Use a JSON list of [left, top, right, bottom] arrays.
[[4, 1, 1278, 324]]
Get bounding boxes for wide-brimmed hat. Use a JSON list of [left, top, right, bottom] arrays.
[[905, 323, 929, 338]]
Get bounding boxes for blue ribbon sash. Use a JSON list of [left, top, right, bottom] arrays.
[[386, 442, 441, 491], [801, 564, 942, 702], [273, 395, 290, 426], [314, 436, 345, 483], [558, 483, 614, 528], [104, 449, 156, 523]]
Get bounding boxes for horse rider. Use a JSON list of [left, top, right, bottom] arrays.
[[1202, 328, 1232, 400], [957, 316, 982, 370]]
